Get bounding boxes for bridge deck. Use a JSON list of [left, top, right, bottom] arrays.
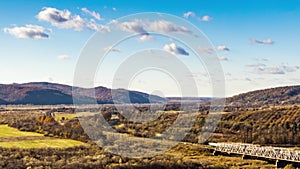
[[209, 142, 300, 163]]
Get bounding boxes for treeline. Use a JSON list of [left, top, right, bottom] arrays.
[[103, 105, 300, 146], [2, 105, 300, 147], [213, 106, 300, 146], [0, 146, 205, 169], [226, 85, 300, 107], [1, 113, 90, 143]]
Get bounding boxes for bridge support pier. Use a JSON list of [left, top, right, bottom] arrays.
[[212, 150, 220, 156], [242, 154, 250, 160], [276, 160, 287, 168]]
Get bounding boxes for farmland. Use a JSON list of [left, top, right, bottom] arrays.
[[0, 105, 297, 168]]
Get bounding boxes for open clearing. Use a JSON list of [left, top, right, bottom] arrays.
[[0, 125, 86, 148], [0, 125, 43, 137]]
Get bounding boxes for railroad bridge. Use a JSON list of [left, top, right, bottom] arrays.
[[209, 142, 300, 168]]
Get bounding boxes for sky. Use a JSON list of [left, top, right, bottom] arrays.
[[1, 0, 300, 97]]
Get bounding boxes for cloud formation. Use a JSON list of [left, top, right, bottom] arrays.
[[217, 45, 230, 51], [218, 56, 228, 61], [81, 7, 103, 21], [254, 58, 269, 62], [138, 34, 153, 42], [183, 11, 212, 22], [148, 20, 191, 34], [119, 20, 191, 35], [163, 43, 189, 56], [37, 7, 109, 32], [198, 46, 214, 54], [183, 11, 196, 19], [255, 67, 285, 74], [120, 20, 147, 34], [103, 46, 121, 52], [251, 38, 274, 45], [245, 63, 266, 67], [3, 24, 50, 39], [57, 54, 70, 60], [198, 15, 212, 22], [249, 64, 299, 74]]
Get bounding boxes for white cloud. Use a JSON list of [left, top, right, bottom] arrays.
[[37, 7, 85, 30], [255, 67, 285, 74], [119, 20, 192, 35], [112, 7, 117, 11], [3, 24, 50, 39], [81, 7, 103, 21], [199, 15, 213, 22], [108, 19, 118, 25], [163, 43, 189, 56], [218, 56, 228, 61], [251, 65, 299, 74], [119, 20, 147, 34], [148, 20, 191, 34], [246, 63, 266, 67], [183, 11, 196, 18], [37, 7, 109, 32], [138, 35, 153, 42], [86, 19, 110, 32], [198, 46, 214, 54], [216, 45, 230, 51], [183, 12, 212, 22], [281, 65, 299, 72], [251, 38, 274, 45], [254, 58, 269, 62], [57, 54, 70, 60], [103, 46, 121, 52], [262, 39, 274, 44]]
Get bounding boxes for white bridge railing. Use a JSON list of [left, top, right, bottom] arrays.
[[209, 142, 300, 162]]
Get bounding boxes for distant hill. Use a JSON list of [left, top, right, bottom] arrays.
[[0, 99, 7, 104], [0, 82, 166, 105], [226, 85, 300, 107], [1, 82, 299, 106]]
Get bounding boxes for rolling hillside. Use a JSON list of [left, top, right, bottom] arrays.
[[226, 85, 300, 107], [0, 82, 166, 105], [0, 82, 299, 106]]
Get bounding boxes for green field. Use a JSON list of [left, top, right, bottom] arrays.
[[0, 125, 43, 137], [0, 139, 85, 148], [0, 125, 86, 148]]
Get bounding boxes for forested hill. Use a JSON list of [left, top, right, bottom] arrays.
[[0, 82, 166, 105], [226, 85, 300, 107], [1, 82, 299, 106]]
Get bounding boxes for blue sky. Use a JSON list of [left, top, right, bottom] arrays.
[[1, 0, 300, 96]]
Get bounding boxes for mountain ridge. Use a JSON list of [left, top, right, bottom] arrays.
[[0, 82, 166, 105], [226, 85, 300, 107], [0, 82, 299, 106]]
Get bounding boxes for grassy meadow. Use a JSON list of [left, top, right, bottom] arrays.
[[0, 125, 43, 137], [0, 124, 86, 148]]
